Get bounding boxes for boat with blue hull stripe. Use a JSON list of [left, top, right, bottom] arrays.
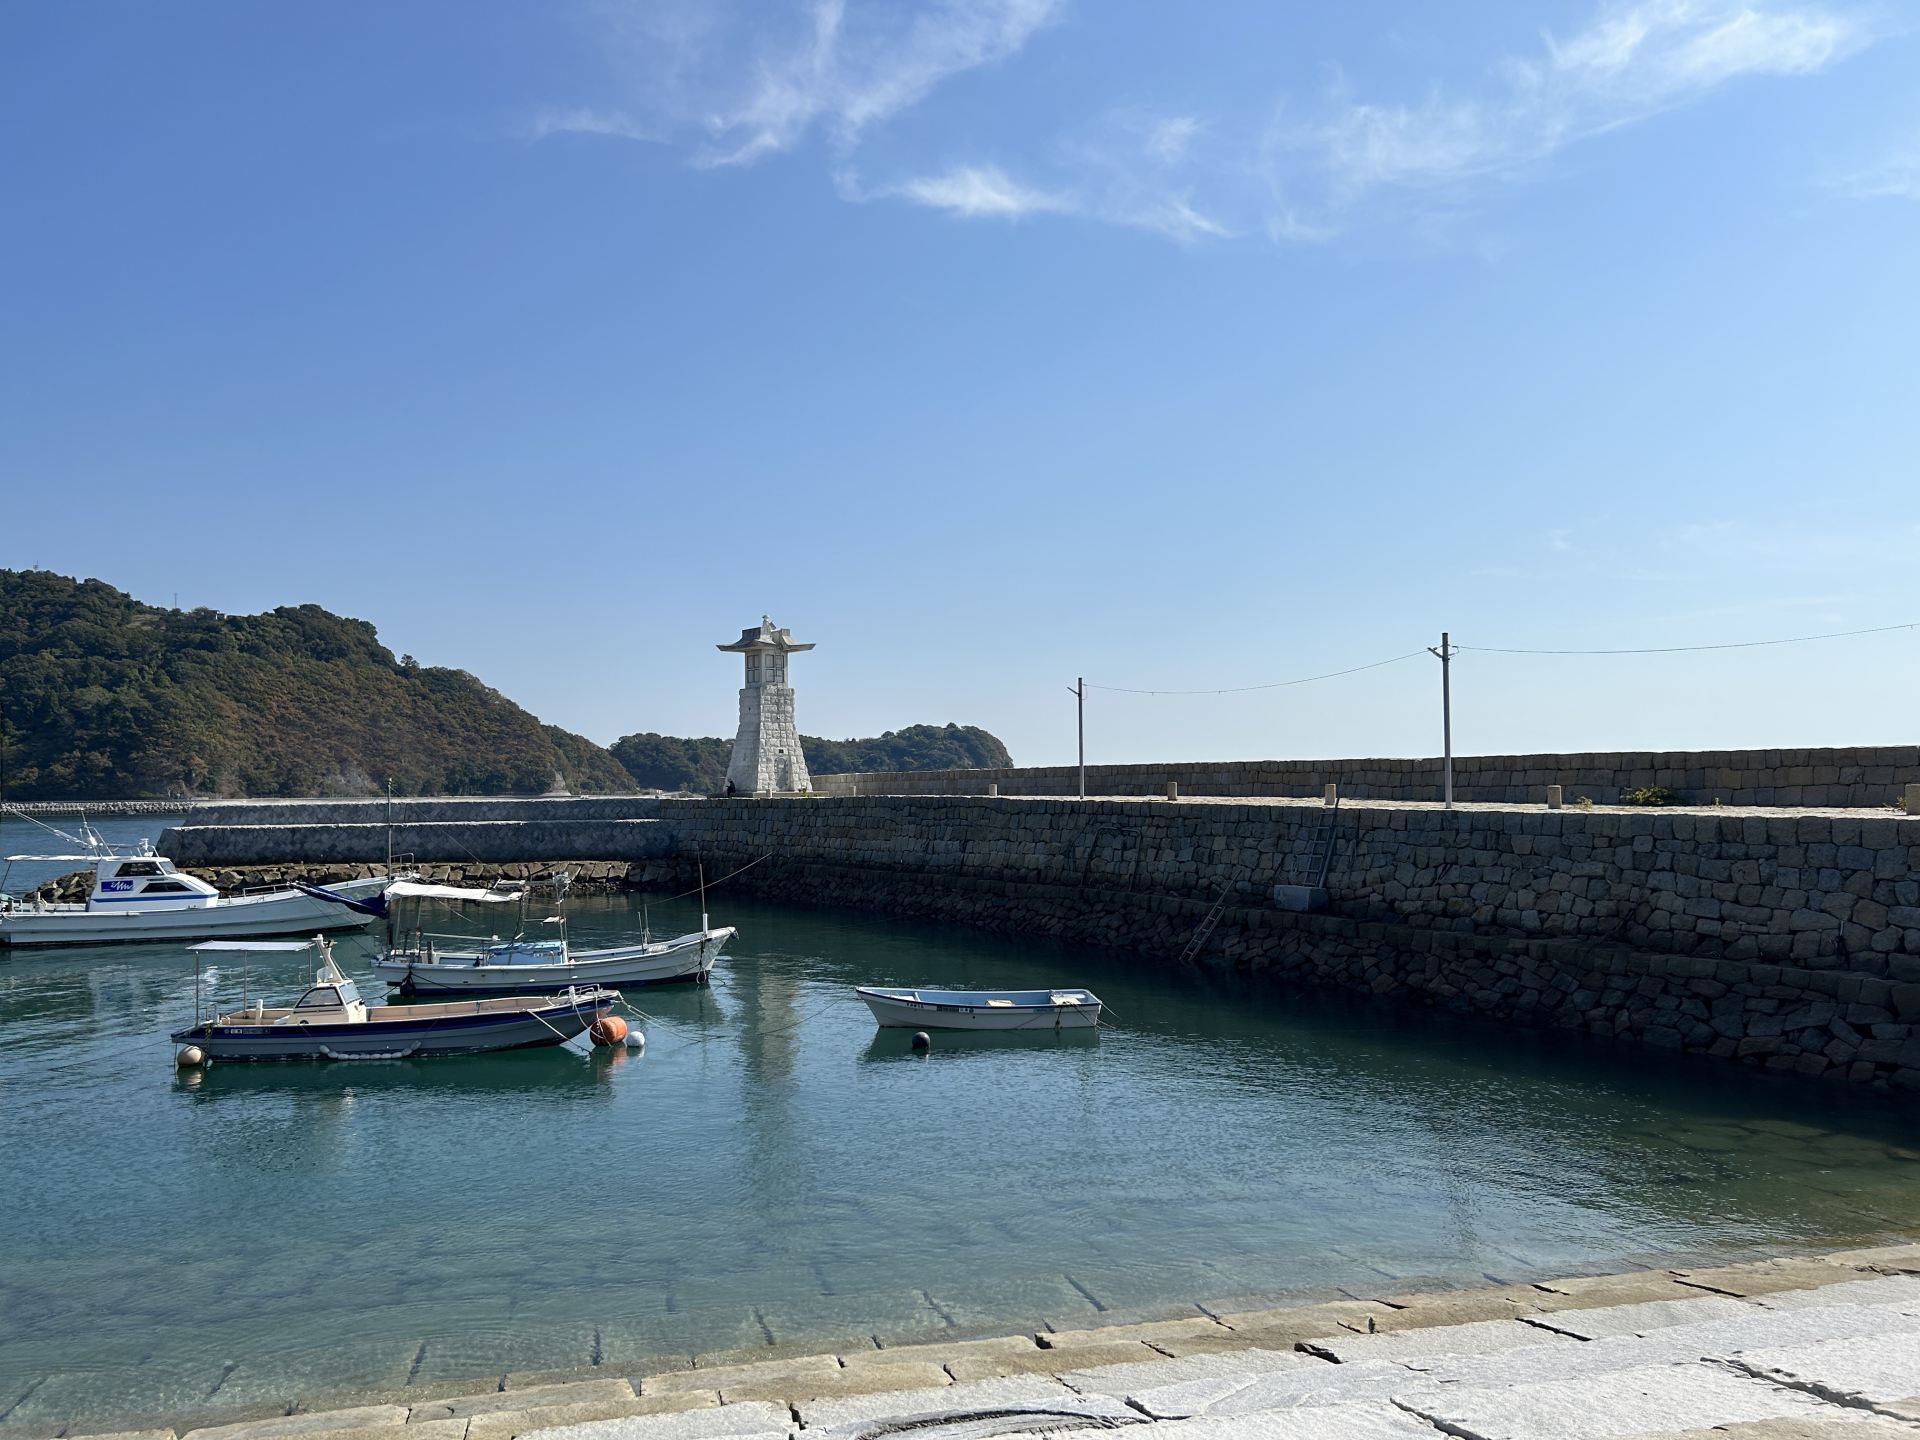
[[171, 938, 618, 1063]]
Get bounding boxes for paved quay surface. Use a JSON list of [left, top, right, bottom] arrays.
[[26, 1245, 1920, 1440], [953, 794, 1915, 820]]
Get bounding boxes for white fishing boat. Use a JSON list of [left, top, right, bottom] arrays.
[[0, 828, 394, 948], [171, 938, 620, 1062], [855, 985, 1103, 1031], [369, 872, 735, 997]]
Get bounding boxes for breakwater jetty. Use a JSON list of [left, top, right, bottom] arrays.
[[810, 743, 1920, 808], [156, 751, 1920, 1091], [3, 799, 190, 817]]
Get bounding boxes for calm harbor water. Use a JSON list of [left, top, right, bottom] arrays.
[[3, 814, 1919, 1427]]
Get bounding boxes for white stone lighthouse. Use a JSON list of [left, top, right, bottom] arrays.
[[718, 616, 814, 796]]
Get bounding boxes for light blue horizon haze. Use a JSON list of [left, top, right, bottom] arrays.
[[2, 1, 1916, 770]]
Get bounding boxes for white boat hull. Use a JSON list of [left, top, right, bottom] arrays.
[[855, 986, 1102, 1031], [0, 878, 390, 948], [369, 928, 735, 996]]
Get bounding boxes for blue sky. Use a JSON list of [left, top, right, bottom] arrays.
[[3, 0, 1917, 768]]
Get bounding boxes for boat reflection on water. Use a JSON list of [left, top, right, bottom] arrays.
[[860, 1026, 1100, 1064], [172, 1041, 636, 1100]]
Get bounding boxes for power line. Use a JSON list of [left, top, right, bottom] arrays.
[[1078, 616, 1916, 705], [1458, 620, 1918, 657], [1085, 650, 1427, 696]]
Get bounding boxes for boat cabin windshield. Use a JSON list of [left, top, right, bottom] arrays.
[[295, 979, 363, 1009]]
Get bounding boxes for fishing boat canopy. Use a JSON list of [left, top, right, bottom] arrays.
[[386, 881, 527, 902]]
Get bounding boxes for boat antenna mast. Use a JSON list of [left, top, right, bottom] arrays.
[[699, 862, 709, 937]]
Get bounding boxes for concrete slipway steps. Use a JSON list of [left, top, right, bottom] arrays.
[[34, 1245, 1920, 1440]]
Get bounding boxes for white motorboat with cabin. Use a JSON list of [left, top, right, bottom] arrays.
[[370, 871, 735, 997], [171, 938, 621, 1061], [855, 985, 1103, 1031], [0, 821, 394, 947]]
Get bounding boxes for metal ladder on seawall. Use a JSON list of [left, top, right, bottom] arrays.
[[1178, 864, 1249, 965], [1179, 796, 1341, 963], [1297, 794, 1340, 891]]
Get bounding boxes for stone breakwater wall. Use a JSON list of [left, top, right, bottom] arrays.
[[641, 797, 1920, 1090], [157, 795, 1920, 1088], [3, 800, 189, 817], [176, 796, 665, 826], [159, 819, 672, 866], [808, 745, 1920, 808]]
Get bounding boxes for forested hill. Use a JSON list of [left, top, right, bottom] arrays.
[[0, 570, 635, 799], [610, 725, 1012, 793]]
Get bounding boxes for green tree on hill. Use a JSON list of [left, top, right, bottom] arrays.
[[0, 569, 633, 800]]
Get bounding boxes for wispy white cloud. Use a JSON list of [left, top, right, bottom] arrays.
[[553, 0, 1063, 167], [526, 105, 654, 142], [1130, 195, 1232, 242], [880, 0, 1871, 242], [537, 0, 1877, 246], [1274, 0, 1873, 222], [1143, 115, 1204, 165], [883, 129, 1233, 243], [1832, 133, 1920, 200], [903, 107, 1234, 241], [891, 164, 1073, 219]]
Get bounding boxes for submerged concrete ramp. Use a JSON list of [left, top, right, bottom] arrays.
[[48, 1245, 1915, 1440]]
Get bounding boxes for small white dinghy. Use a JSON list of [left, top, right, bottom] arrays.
[[855, 986, 1102, 1031]]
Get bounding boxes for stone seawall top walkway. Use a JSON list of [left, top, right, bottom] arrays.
[[31, 1245, 1920, 1440], [887, 794, 1916, 820]]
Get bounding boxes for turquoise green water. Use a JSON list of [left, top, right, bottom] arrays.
[[2, 818, 1919, 1430]]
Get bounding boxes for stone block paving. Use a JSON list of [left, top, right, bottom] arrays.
[[26, 1248, 1920, 1440]]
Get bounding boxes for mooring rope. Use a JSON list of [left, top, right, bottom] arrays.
[[651, 853, 776, 904]]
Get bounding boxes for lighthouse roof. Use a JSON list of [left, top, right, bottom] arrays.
[[717, 615, 815, 654]]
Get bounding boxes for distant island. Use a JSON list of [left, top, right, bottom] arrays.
[[0, 570, 1011, 800]]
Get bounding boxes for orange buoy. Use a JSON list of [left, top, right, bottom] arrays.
[[589, 1014, 629, 1048]]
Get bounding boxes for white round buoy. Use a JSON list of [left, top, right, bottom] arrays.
[[624, 1029, 646, 1051], [175, 1045, 206, 1069], [911, 1031, 931, 1051]]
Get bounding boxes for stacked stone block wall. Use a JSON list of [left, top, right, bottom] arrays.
[[161, 817, 671, 866], [644, 797, 1920, 1091], [807, 745, 1920, 809], [176, 796, 665, 827]]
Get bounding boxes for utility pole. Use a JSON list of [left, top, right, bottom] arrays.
[[1428, 632, 1454, 809], [1069, 677, 1086, 799]]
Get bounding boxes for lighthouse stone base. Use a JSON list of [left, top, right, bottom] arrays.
[[727, 684, 811, 795]]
